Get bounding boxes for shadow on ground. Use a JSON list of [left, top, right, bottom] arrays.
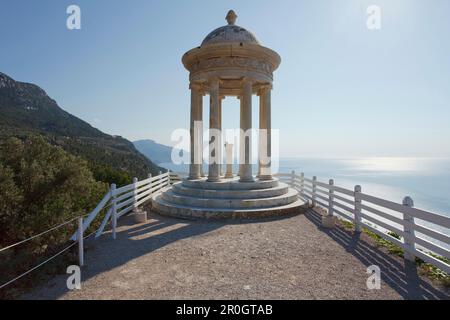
[[25, 211, 299, 299], [26, 214, 224, 299], [304, 209, 449, 300], [24, 209, 449, 300]]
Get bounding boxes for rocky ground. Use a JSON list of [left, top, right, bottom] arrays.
[[24, 209, 449, 300]]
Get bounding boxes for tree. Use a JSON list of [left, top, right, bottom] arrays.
[[0, 136, 111, 298], [0, 136, 108, 247]]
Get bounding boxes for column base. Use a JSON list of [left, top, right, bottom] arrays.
[[239, 176, 255, 183], [224, 173, 234, 179], [258, 175, 273, 181], [189, 164, 202, 180], [208, 164, 220, 182]]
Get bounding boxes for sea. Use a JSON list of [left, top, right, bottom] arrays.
[[160, 157, 450, 218]]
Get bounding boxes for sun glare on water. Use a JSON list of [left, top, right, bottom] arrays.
[[346, 157, 430, 173]]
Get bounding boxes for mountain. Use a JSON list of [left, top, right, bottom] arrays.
[[133, 139, 188, 165], [0, 72, 164, 181]]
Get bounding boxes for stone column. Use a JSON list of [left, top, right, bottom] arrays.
[[218, 96, 224, 176], [238, 95, 243, 177], [225, 143, 234, 178], [240, 79, 254, 182], [258, 85, 272, 180], [188, 83, 202, 180], [199, 93, 205, 177], [207, 78, 220, 182]]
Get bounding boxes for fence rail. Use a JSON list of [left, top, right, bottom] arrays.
[[1, 171, 172, 290], [275, 171, 450, 274], [75, 171, 172, 240]]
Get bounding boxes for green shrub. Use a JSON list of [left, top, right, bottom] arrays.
[[336, 218, 449, 287], [0, 136, 108, 297]]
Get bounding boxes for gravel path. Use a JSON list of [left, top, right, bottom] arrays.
[[25, 209, 449, 300]]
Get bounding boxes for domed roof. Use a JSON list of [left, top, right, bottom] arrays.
[[201, 10, 260, 46]]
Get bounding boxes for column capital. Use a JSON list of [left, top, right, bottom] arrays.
[[257, 83, 273, 96], [241, 77, 254, 86], [208, 77, 221, 89], [189, 82, 202, 91]]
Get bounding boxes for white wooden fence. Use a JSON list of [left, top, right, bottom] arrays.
[[4, 170, 449, 290], [1, 171, 175, 289], [71, 171, 176, 241], [275, 171, 450, 274], [63, 169, 450, 276]]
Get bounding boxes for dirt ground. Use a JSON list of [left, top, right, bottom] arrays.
[[24, 209, 449, 300]]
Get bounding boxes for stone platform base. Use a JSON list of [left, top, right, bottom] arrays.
[[151, 177, 307, 220]]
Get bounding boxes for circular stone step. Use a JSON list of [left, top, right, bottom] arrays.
[[152, 194, 307, 220], [161, 188, 299, 209], [182, 177, 279, 190], [172, 181, 290, 199]]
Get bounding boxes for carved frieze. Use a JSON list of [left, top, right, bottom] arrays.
[[189, 56, 273, 76]]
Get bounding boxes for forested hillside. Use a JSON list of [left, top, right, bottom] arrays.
[[0, 72, 164, 185]]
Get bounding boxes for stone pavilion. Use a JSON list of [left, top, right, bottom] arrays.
[[152, 10, 305, 219]]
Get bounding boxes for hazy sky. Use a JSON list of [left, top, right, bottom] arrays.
[[1, 0, 449, 158]]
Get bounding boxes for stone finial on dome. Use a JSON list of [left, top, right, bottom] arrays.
[[200, 10, 260, 46], [226, 10, 237, 25]]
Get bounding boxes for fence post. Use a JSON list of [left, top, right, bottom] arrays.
[[312, 176, 317, 207], [132, 177, 138, 211], [354, 185, 362, 233], [77, 217, 84, 267], [290, 170, 295, 188], [300, 172, 304, 198], [148, 173, 153, 196], [167, 169, 171, 186], [402, 196, 416, 262], [111, 183, 117, 240], [322, 179, 335, 228], [328, 179, 334, 217]]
